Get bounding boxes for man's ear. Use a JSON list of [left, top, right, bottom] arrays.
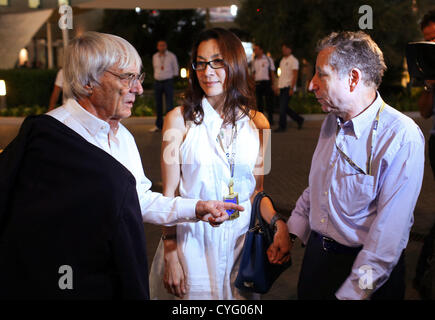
[[84, 83, 93, 96], [348, 68, 362, 92]]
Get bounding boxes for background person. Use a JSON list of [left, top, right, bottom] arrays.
[[252, 43, 276, 126], [276, 42, 304, 132], [48, 68, 65, 111], [150, 40, 179, 132], [413, 9, 435, 299]]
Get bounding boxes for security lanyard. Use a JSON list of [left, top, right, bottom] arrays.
[[217, 124, 237, 178], [335, 101, 386, 176]]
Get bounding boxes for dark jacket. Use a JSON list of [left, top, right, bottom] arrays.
[[0, 115, 149, 299]]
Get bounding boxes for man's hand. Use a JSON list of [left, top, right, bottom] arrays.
[[195, 200, 244, 226], [267, 220, 292, 264]]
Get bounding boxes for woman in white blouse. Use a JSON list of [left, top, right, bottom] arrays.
[[149, 28, 291, 300]]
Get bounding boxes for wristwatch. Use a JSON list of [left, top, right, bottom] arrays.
[[289, 233, 297, 243], [270, 213, 287, 234]]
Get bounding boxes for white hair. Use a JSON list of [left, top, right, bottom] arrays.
[[63, 31, 142, 100]]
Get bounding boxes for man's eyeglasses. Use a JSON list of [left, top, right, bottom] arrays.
[[106, 70, 145, 88], [192, 59, 226, 71]]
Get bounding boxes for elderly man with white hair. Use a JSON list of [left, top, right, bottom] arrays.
[[287, 31, 425, 300], [0, 32, 242, 299]]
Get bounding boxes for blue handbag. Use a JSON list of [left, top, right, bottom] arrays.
[[235, 191, 292, 294]]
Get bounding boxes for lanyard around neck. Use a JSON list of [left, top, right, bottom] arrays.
[[335, 101, 386, 176], [217, 124, 237, 178]]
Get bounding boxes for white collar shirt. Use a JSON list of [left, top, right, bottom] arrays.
[[253, 54, 275, 81], [47, 99, 198, 225], [287, 93, 425, 299], [278, 54, 299, 89], [152, 50, 179, 81]]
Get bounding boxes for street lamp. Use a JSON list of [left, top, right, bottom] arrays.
[[230, 5, 238, 17], [180, 68, 188, 79], [0, 80, 6, 110]]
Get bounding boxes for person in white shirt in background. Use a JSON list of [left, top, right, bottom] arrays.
[[48, 68, 65, 111], [275, 42, 304, 132], [150, 40, 179, 132], [252, 43, 276, 126]]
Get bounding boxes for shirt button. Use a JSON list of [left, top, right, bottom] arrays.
[[324, 191, 328, 196], [321, 219, 325, 223]]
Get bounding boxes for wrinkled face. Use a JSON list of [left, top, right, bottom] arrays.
[[309, 47, 351, 118], [90, 63, 143, 122], [423, 21, 435, 42], [157, 41, 167, 53], [195, 39, 226, 99]]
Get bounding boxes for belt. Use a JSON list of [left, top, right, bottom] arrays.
[[155, 78, 172, 83], [312, 231, 362, 255]]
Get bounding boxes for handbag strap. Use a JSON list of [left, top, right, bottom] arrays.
[[251, 191, 276, 243]]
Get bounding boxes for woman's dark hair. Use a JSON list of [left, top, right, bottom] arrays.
[[183, 28, 256, 125]]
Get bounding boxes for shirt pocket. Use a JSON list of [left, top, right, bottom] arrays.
[[333, 173, 376, 218]]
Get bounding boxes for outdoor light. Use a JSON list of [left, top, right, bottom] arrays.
[[28, 0, 41, 9], [277, 67, 281, 77], [135, 7, 141, 14], [18, 48, 28, 66], [230, 5, 238, 17], [0, 80, 6, 111], [0, 80, 6, 96], [180, 68, 188, 79]]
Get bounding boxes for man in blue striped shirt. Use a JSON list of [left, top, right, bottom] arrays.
[[287, 31, 425, 300]]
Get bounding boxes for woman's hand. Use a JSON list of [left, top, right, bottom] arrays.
[[267, 220, 292, 265], [163, 239, 186, 298]]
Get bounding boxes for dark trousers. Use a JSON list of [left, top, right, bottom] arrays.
[[279, 87, 304, 129], [429, 135, 435, 179], [255, 80, 274, 125], [298, 231, 406, 300], [154, 79, 174, 129]]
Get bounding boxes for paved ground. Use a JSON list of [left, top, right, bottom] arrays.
[[1, 114, 434, 300]]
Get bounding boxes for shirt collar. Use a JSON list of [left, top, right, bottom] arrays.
[[202, 97, 223, 125], [342, 91, 383, 140], [64, 99, 111, 137]]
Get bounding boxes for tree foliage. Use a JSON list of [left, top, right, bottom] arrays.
[[99, 9, 205, 75], [236, 0, 432, 87]]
